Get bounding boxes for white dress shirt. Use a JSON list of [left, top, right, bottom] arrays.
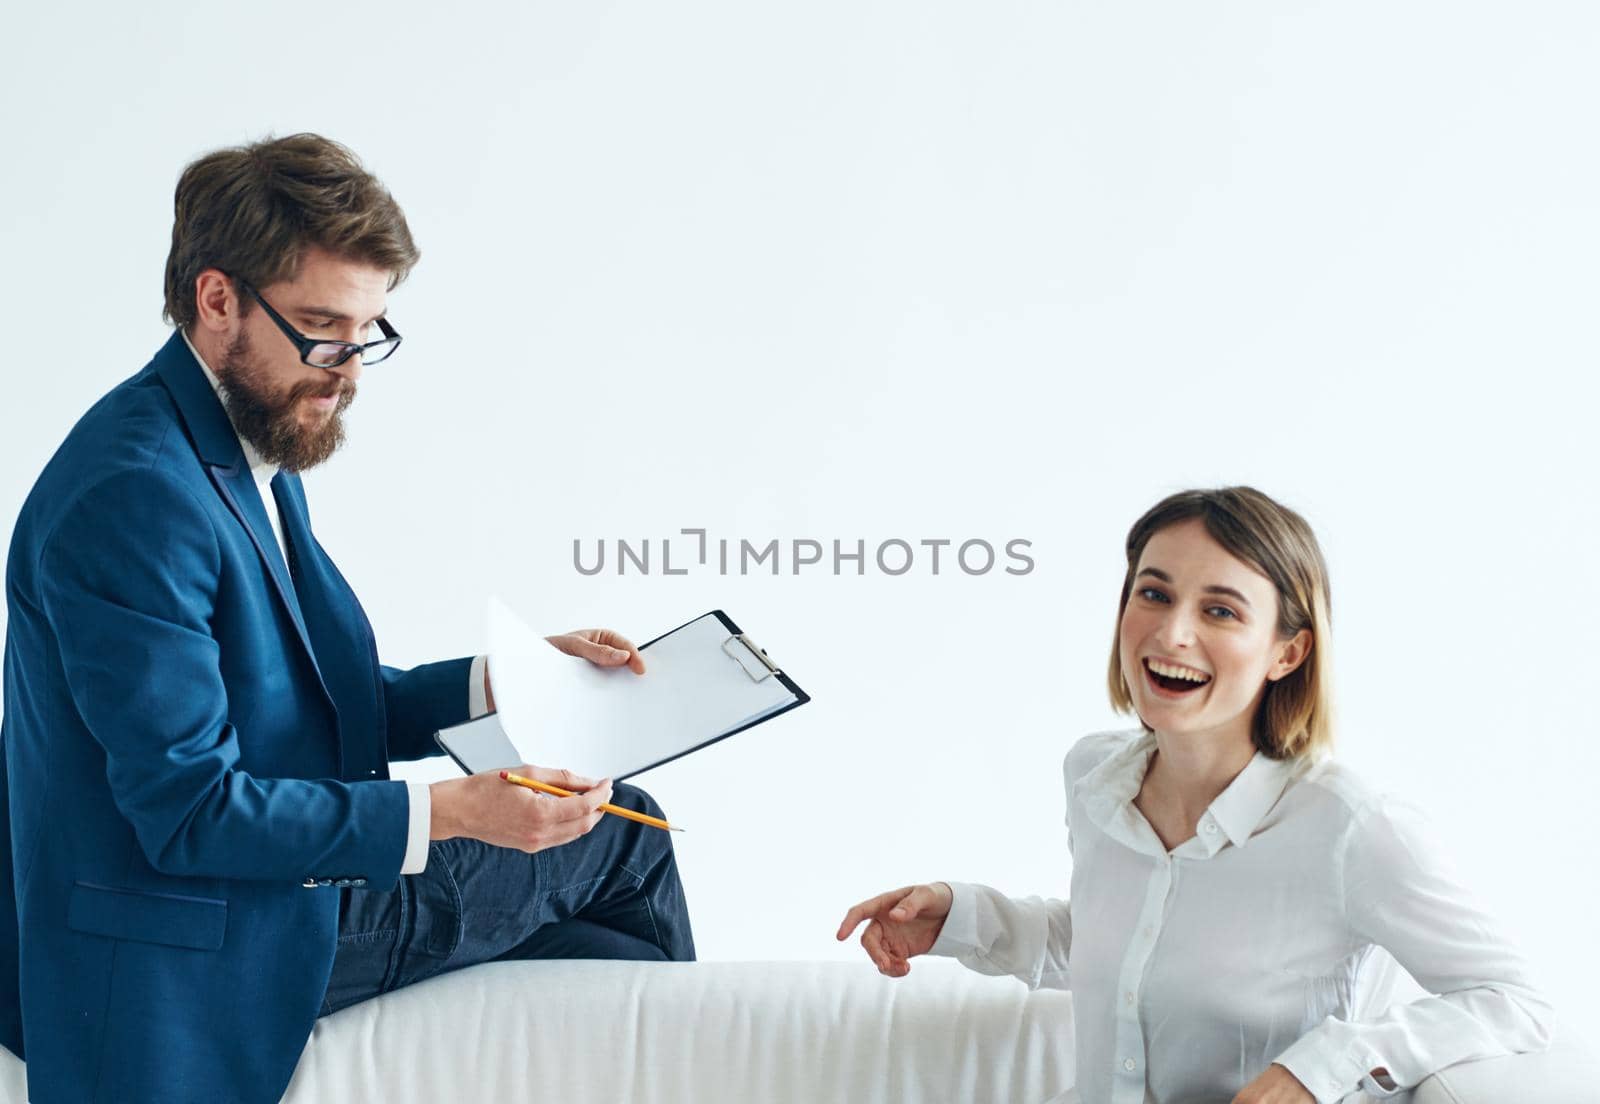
[[928, 728, 1554, 1104], [182, 331, 489, 875]]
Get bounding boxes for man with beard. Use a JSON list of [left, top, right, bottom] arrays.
[[0, 134, 694, 1104]]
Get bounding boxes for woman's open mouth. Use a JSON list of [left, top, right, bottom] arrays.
[[1143, 657, 1212, 698]]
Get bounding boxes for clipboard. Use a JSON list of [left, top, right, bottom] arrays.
[[436, 608, 810, 780], [632, 609, 810, 775], [434, 712, 522, 776]]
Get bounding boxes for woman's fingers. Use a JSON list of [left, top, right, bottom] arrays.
[[860, 922, 881, 968], [836, 887, 913, 941], [888, 885, 930, 921], [891, 882, 952, 923], [863, 923, 910, 976], [870, 915, 896, 966], [838, 885, 936, 976], [836, 900, 874, 940]]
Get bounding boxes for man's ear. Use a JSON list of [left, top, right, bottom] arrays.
[[1267, 628, 1312, 682], [193, 269, 241, 335]]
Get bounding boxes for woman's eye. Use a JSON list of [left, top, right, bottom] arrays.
[[1138, 587, 1169, 603], [1207, 605, 1237, 620]]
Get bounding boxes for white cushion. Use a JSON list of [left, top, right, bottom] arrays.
[[286, 959, 1075, 1103], [2, 961, 1590, 1103]]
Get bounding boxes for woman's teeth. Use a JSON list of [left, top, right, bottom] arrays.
[[1144, 658, 1211, 694], [1146, 658, 1210, 684]]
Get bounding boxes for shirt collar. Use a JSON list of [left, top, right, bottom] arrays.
[[1075, 730, 1303, 859], [180, 328, 277, 482]]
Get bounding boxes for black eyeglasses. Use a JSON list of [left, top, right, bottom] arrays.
[[235, 279, 402, 369]]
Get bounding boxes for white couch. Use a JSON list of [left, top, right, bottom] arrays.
[[1, 961, 1592, 1102]]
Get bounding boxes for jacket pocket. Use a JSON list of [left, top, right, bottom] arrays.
[[66, 881, 228, 951]]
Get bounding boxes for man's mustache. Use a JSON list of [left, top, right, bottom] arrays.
[[288, 379, 355, 403]]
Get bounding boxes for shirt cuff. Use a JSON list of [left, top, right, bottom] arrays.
[[1358, 1070, 1404, 1098], [400, 782, 431, 875], [927, 882, 981, 957], [1272, 1024, 1388, 1104], [468, 654, 490, 719]]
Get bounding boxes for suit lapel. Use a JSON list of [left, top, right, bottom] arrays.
[[151, 331, 326, 688], [208, 465, 315, 656], [270, 472, 389, 782]]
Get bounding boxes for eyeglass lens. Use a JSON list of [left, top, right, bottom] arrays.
[[305, 335, 399, 368]]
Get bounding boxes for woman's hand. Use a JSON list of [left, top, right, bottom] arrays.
[[836, 883, 954, 977], [547, 628, 646, 674], [1231, 1063, 1315, 1104]]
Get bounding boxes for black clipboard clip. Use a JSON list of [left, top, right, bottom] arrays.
[[721, 633, 782, 683]]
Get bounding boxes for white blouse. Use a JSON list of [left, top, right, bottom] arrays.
[[928, 729, 1554, 1104]]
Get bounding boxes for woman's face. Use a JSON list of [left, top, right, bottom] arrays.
[[1118, 518, 1309, 747]]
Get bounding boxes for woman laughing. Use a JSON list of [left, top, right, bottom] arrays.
[[838, 486, 1553, 1104]]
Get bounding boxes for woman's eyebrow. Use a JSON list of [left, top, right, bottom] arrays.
[[1136, 567, 1253, 608], [1203, 585, 1252, 609]]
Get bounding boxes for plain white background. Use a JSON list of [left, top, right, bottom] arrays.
[[4, 0, 1597, 1053]]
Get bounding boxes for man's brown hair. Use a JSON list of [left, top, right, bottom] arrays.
[[163, 133, 419, 328]]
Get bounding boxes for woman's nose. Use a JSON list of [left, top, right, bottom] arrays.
[[1155, 605, 1198, 650]]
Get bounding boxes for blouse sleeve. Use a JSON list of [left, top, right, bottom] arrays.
[[1272, 797, 1555, 1102], [926, 882, 1074, 991]]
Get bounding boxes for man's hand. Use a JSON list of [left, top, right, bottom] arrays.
[[547, 628, 646, 674], [429, 765, 613, 851], [483, 629, 645, 710], [836, 883, 954, 977], [1231, 1063, 1315, 1104]]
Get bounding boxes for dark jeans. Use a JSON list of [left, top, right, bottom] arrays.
[[320, 782, 694, 1016]]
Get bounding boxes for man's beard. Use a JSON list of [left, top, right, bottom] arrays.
[[216, 328, 356, 473]]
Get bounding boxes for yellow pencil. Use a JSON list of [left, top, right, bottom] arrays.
[[499, 771, 685, 832]]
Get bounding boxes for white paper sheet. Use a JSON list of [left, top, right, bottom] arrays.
[[486, 598, 798, 778]]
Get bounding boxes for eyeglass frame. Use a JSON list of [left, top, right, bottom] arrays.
[[232, 277, 402, 369]]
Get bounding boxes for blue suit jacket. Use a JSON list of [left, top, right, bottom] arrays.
[[1, 331, 472, 1103]]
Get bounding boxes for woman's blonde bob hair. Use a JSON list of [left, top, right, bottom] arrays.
[[1107, 486, 1335, 761]]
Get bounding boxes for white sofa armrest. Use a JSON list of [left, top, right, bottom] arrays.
[[1410, 1031, 1598, 1104]]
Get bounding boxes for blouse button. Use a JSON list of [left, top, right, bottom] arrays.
[[1123, 1058, 1137, 1072], [1124, 990, 1135, 1005], [1203, 820, 1217, 834]]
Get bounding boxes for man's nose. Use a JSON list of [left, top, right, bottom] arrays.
[[326, 355, 362, 385]]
